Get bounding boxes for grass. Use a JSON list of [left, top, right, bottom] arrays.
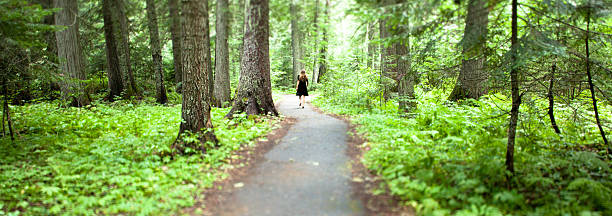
[[0, 99, 280, 215]]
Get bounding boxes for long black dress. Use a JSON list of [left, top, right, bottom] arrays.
[[296, 77, 309, 96]]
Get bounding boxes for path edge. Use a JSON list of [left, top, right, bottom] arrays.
[[308, 101, 415, 216], [182, 100, 296, 215]]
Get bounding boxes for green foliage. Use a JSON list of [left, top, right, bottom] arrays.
[[313, 86, 612, 215], [0, 101, 279, 215]]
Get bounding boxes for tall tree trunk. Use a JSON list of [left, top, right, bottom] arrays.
[[311, 0, 319, 83], [235, 0, 246, 78], [548, 62, 561, 134], [169, 0, 183, 91], [317, 0, 329, 82], [113, 0, 139, 96], [584, 10, 609, 148], [174, 0, 217, 154], [290, 0, 303, 84], [145, 0, 168, 104], [506, 0, 520, 174], [448, 0, 489, 101], [367, 21, 376, 69], [214, 0, 231, 107], [226, 0, 278, 118], [397, 26, 414, 113], [54, 0, 90, 107], [206, 1, 214, 102], [103, 0, 124, 101]]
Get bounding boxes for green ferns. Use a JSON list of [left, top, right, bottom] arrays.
[[313, 88, 612, 215], [0, 101, 279, 215]]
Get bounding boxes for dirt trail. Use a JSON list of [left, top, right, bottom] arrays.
[[213, 94, 365, 216]]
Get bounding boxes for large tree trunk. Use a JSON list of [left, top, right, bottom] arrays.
[[290, 0, 303, 85], [584, 11, 609, 148], [169, 0, 183, 90], [448, 0, 489, 101], [226, 0, 278, 118], [506, 0, 520, 174], [317, 0, 329, 82], [113, 0, 139, 96], [397, 27, 414, 113], [214, 0, 231, 107], [145, 0, 168, 104], [311, 0, 319, 83], [103, 0, 124, 101], [54, 0, 90, 107], [174, 0, 217, 154]]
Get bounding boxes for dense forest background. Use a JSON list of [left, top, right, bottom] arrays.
[[1, 0, 611, 215]]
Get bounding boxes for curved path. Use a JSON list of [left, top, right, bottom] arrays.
[[214, 95, 364, 216]]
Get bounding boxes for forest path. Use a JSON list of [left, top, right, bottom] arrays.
[[213, 94, 365, 215]]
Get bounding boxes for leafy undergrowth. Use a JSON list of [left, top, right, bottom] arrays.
[[0, 100, 280, 215], [313, 88, 612, 215]]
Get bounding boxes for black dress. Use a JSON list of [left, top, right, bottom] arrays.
[[296, 78, 309, 96]]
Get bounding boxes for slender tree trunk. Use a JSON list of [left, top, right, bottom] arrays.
[[174, 0, 217, 154], [103, 0, 124, 101], [448, 0, 489, 101], [55, 0, 90, 107], [169, 0, 183, 91], [226, 0, 278, 118], [584, 11, 608, 147], [367, 21, 376, 69], [214, 0, 231, 107], [311, 0, 319, 83], [2, 79, 13, 141], [506, 0, 520, 174], [206, 1, 214, 102], [145, 0, 168, 104], [290, 0, 303, 84], [548, 62, 561, 134], [235, 0, 246, 78], [113, 0, 139, 96], [317, 0, 329, 82]]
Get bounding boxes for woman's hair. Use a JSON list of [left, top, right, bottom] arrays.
[[299, 70, 308, 82]]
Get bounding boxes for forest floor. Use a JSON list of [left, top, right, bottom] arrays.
[[188, 94, 413, 216]]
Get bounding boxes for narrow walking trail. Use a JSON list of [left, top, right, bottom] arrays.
[[214, 95, 364, 215]]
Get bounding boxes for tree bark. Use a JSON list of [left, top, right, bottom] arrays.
[[397, 27, 414, 113], [317, 0, 329, 82], [145, 0, 168, 104], [54, 0, 90, 107], [226, 0, 278, 118], [214, 0, 231, 107], [506, 0, 520, 174], [103, 0, 124, 101], [584, 10, 608, 147], [448, 0, 489, 101], [290, 0, 303, 85], [311, 0, 319, 83], [235, 0, 246, 78], [169, 0, 183, 90], [113, 0, 139, 96], [174, 0, 217, 154], [206, 1, 213, 102]]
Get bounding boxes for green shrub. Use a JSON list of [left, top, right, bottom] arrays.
[[0, 101, 279, 215]]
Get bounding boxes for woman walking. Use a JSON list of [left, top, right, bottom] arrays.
[[296, 70, 309, 109]]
